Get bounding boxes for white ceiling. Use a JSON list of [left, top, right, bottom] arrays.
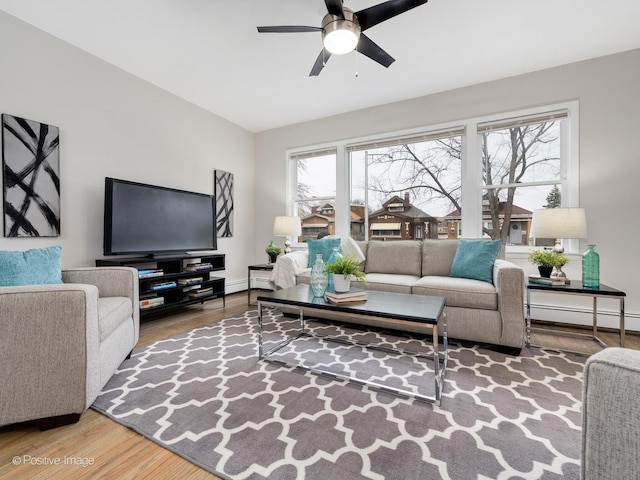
[[1, 0, 639, 132]]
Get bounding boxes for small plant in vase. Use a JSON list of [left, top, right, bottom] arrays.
[[528, 249, 568, 278], [324, 255, 366, 292], [265, 241, 282, 264]]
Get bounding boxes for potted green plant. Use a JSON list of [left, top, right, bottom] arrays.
[[528, 249, 568, 278], [324, 255, 366, 292], [265, 241, 282, 264]]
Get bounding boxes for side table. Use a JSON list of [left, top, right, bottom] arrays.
[[247, 263, 274, 305], [526, 280, 626, 348]]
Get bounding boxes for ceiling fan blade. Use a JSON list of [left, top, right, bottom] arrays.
[[356, 33, 395, 68], [257, 26, 321, 33], [324, 0, 345, 19], [309, 49, 332, 76], [356, 0, 428, 31]]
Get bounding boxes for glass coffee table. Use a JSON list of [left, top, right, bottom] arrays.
[[257, 285, 447, 405]]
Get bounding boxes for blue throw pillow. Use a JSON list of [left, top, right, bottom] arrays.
[[307, 237, 341, 268], [0, 245, 63, 286], [450, 239, 501, 284]]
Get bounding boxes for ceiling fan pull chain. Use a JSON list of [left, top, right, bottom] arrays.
[[355, 49, 359, 77]]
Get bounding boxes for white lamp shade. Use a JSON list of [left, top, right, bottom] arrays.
[[529, 208, 588, 239], [273, 216, 302, 237]]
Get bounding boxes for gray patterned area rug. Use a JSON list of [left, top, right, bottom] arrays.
[[92, 309, 586, 480]]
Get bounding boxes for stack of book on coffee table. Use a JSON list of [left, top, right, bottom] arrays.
[[324, 288, 367, 304]]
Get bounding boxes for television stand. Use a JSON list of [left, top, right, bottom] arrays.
[[96, 253, 225, 317]]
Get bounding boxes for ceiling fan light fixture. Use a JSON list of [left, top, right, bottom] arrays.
[[322, 9, 360, 55]]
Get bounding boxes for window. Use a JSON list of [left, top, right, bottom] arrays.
[[291, 149, 337, 242], [287, 102, 579, 253], [479, 111, 568, 247], [349, 128, 464, 241]]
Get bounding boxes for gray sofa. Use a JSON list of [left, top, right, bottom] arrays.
[[581, 348, 640, 480], [0, 267, 139, 429], [272, 239, 525, 351]]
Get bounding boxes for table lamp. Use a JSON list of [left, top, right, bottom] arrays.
[[529, 208, 588, 282], [273, 216, 302, 254]]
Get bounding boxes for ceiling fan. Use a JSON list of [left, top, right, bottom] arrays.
[[257, 0, 429, 76]]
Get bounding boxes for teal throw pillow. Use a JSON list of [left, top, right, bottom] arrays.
[[307, 237, 341, 268], [0, 245, 63, 286], [450, 239, 501, 284]]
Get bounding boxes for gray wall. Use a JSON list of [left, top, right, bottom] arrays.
[[0, 12, 255, 293], [256, 49, 640, 331]]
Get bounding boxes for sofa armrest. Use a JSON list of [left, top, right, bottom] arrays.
[[269, 251, 309, 290], [492, 259, 525, 347], [0, 284, 100, 425], [581, 348, 640, 480]]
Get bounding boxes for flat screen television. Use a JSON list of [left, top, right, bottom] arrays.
[[103, 177, 216, 256]]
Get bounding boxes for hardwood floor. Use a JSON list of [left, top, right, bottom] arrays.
[[1, 291, 637, 479]]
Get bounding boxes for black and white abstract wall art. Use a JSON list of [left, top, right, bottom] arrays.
[[214, 170, 233, 238], [2, 114, 60, 237]]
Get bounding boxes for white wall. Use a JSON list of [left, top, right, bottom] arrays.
[[255, 48, 640, 332], [0, 12, 255, 293]]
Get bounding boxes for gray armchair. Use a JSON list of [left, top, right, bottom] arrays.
[[0, 267, 139, 429], [581, 347, 640, 480]]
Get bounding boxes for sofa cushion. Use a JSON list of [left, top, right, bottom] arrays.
[[412, 276, 498, 310], [358, 273, 418, 294], [98, 296, 133, 342], [355, 240, 368, 271], [450, 239, 502, 284], [307, 237, 341, 267], [0, 245, 63, 287], [365, 241, 422, 276], [422, 240, 459, 277]]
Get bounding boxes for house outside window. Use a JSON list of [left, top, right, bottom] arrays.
[[287, 102, 579, 253], [291, 149, 336, 242], [349, 128, 463, 241]]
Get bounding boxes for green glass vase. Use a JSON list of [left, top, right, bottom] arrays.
[[582, 244, 600, 289]]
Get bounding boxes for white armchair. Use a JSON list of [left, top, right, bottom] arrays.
[[0, 267, 139, 429]]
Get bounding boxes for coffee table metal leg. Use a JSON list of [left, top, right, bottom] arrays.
[[433, 324, 440, 404]]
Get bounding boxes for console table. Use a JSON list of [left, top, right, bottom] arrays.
[[526, 280, 626, 348], [97, 253, 225, 317]]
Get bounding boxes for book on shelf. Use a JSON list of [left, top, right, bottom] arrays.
[[184, 262, 213, 272], [188, 286, 213, 298], [140, 297, 164, 308], [324, 288, 367, 300], [528, 275, 566, 286], [178, 277, 203, 286], [182, 284, 202, 292], [138, 268, 164, 278], [151, 280, 177, 290]]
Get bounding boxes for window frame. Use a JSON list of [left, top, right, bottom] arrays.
[[286, 101, 580, 255]]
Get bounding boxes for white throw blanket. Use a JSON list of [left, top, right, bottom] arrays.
[[268, 236, 366, 290], [268, 250, 309, 290]]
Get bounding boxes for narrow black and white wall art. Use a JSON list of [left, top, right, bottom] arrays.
[[2, 114, 60, 237], [214, 170, 233, 237]]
